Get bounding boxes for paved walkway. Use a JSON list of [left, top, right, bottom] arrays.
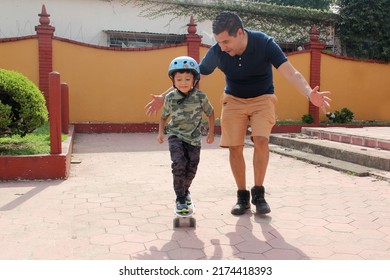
[[1, 132, 390, 260]]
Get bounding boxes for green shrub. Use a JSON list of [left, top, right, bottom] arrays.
[[0, 102, 12, 132], [0, 69, 48, 137], [301, 113, 314, 124], [326, 107, 354, 123]]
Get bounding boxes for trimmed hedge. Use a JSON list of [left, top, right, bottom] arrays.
[[0, 69, 48, 137]]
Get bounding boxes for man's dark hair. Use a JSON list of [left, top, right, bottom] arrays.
[[212, 11, 244, 36]]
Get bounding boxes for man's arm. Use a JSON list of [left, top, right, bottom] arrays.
[[277, 61, 331, 113]]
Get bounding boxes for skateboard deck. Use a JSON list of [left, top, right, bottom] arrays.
[[173, 203, 196, 228]]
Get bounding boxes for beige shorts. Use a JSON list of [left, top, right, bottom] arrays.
[[220, 93, 277, 147]]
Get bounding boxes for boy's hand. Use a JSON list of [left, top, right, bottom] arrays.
[[206, 133, 214, 144], [157, 133, 164, 144]]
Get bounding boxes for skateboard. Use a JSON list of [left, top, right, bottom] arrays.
[[173, 203, 196, 228]]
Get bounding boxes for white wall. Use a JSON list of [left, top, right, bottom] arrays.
[[0, 0, 215, 45]]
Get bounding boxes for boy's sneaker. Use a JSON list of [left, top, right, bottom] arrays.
[[185, 191, 192, 206], [175, 196, 189, 214]]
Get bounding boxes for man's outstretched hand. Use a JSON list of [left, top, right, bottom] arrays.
[[309, 86, 332, 114], [145, 94, 164, 116]]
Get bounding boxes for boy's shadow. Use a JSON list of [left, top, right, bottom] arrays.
[[132, 227, 206, 260]]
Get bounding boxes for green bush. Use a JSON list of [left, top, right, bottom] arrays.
[[0, 102, 12, 132], [326, 107, 354, 123], [0, 69, 48, 137], [301, 113, 314, 124]]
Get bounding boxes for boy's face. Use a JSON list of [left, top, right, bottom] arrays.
[[173, 72, 194, 94]]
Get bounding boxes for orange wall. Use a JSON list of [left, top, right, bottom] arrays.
[[321, 54, 390, 121], [0, 38, 39, 85], [1, 38, 390, 123], [53, 40, 187, 123], [274, 52, 311, 121], [198, 45, 225, 121]]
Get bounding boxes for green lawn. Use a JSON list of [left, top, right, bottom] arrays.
[[0, 123, 66, 155]]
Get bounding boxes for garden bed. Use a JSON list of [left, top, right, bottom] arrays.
[[0, 126, 74, 181]]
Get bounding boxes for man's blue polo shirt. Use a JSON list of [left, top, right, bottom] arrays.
[[199, 29, 288, 98]]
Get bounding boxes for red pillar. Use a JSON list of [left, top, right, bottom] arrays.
[[304, 25, 325, 124], [61, 83, 69, 135], [49, 72, 62, 154], [185, 16, 202, 63], [35, 5, 55, 106]]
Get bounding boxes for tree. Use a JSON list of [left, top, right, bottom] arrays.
[[129, 0, 338, 47], [337, 0, 390, 61], [248, 0, 334, 11]]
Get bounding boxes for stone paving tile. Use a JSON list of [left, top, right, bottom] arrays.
[[263, 248, 304, 260], [110, 242, 145, 255], [1, 132, 390, 260]]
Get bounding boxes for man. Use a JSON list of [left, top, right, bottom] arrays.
[[146, 11, 331, 215]]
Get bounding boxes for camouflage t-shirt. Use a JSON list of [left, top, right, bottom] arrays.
[[161, 88, 213, 146]]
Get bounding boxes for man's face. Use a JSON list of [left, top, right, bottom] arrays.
[[214, 29, 245, 56]]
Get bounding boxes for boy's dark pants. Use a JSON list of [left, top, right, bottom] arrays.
[[168, 136, 200, 197]]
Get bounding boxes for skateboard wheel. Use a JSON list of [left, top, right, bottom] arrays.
[[173, 218, 180, 228], [189, 218, 196, 227]]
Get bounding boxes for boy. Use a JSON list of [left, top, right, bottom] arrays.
[[157, 56, 215, 214]]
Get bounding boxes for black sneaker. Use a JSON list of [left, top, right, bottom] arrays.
[[185, 191, 192, 206], [175, 196, 189, 214]]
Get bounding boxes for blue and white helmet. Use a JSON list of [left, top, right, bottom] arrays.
[[168, 56, 200, 81]]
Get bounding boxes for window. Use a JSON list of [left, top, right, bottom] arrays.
[[104, 30, 186, 48]]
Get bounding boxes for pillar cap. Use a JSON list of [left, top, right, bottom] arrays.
[[310, 25, 319, 42], [38, 5, 50, 25], [187, 16, 197, 34]]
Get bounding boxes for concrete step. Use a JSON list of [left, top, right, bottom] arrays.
[[301, 127, 390, 150], [264, 133, 390, 182], [270, 133, 390, 171]]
